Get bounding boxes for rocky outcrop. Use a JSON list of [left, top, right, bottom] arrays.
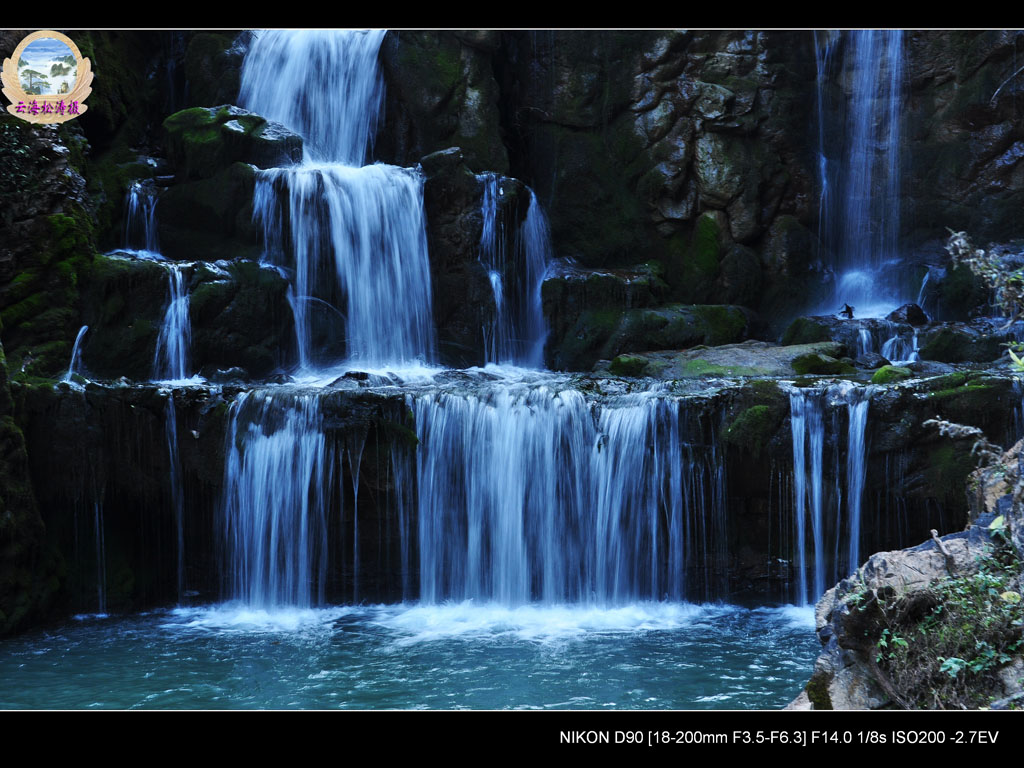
[[905, 31, 1024, 247], [379, 32, 508, 174], [795, 435, 1024, 709], [596, 340, 845, 379], [0, 116, 93, 378], [182, 32, 249, 108], [163, 105, 303, 180], [0, 329, 58, 635], [78, 253, 293, 380]]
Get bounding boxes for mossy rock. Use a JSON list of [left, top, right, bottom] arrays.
[[918, 327, 1003, 363], [1, 210, 94, 379], [189, 261, 294, 377], [79, 254, 169, 379], [791, 353, 857, 376], [379, 32, 508, 173], [163, 105, 302, 180], [609, 354, 650, 377], [724, 404, 785, 457], [781, 317, 832, 346], [670, 212, 722, 303], [184, 32, 245, 108], [690, 305, 748, 346], [156, 162, 260, 262], [871, 365, 913, 385]]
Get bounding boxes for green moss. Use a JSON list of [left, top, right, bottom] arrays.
[[748, 379, 782, 399], [871, 365, 913, 385], [609, 354, 650, 377], [691, 305, 746, 346], [671, 214, 729, 303], [804, 671, 834, 710], [938, 263, 988, 320], [919, 327, 1002, 364], [184, 32, 241, 106], [678, 359, 763, 377], [926, 442, 980, 499], [791, 353, 856, 376], [781, 317, 832, 346], [926, 372, 972, 391], [372, 415, 420, 449], [724, 405, 784, 457]]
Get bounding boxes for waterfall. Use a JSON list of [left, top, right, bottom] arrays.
[[788, 383, 873, 605], [153, 264, 192, 381], [253, 165, 435, 369], [220, 391, 332, 607], [165, 394, 185, 602], [63, 325, 88, 384], [478, 175, 551, 367], [124, 181, 160, 254], [880, 327, 919, 365], [411, 385, 727, 604], [93, 501, 107, 614], [243, 29, 435, 370], [239, 29, 385, 165], [816, 30, 905, 315], [842, 383, 871, 572]]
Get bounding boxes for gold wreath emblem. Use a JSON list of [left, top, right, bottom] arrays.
[[2, 30, 93, 124]]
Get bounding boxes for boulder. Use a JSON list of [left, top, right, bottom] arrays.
[[163, 105, 302, 180], [601, 340, 845, 379], [886, 303, 929, 326]]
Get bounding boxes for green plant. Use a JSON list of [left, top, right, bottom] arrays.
[[869, 537, 1024, 709], [1005, 341, 1024, 372], [946, 230, 1024, 325]]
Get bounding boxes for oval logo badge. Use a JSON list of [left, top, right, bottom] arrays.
[[2, 30, 93, 124]]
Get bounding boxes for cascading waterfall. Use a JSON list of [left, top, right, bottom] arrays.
[[253, 165, 435, 369], [63, 325, 88, 384], [243, 29, 435, 370], [153, 264, 192, 381], [842, 383, 872, 572], [124, 181, 160, 254], [880, 328, 919, 365], [410, 385, 727, 605], [239, 30, 385, 166], [165, 394, 185, 602], [220, 391, 332, 607], [816, 30, 906, 315], [789, 389, 825, 604], [478, 174, 550, 367], [93, 501, 107, 614], [788, 383, 873, 605]]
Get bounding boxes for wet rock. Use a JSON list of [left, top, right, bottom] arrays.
[[615, 340, 845, 379], [421, 152, 529, 367], [854, 352, 891, 370], [163, 105, 303, 180], [156, 162, 260, 263], [183, 32, 250, 107], [871, 365, 912, 384], [546, 300, 751, 372], [200, 366, 249, 383], [886, 303, 929, 326], [378, 31, 507, 173], [918, 320, 1010, 363]]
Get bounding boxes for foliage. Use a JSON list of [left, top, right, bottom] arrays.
[[1006, 341, 1024, 373], [868, 540, 1023, 709], [946, 230, 1024, 324]]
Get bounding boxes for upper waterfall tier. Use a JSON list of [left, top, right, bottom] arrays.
[[239, 29, 386, 166]]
